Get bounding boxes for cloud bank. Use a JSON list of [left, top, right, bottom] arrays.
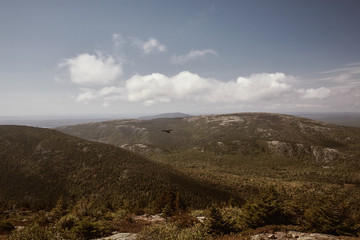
[[72, 71, 332, 108], [55, 35, 360, 112]]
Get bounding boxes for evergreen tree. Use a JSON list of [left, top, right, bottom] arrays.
[[240, 189, 290, 229], [208, 205, 235, 235], [155, 190, 186, 216], [50, 196, 68, 220], [303, 202, 357, 236]]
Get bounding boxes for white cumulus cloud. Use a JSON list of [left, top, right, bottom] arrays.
[[172, 49, 217, 64], [125, 71, 211, 104], [75, 89, 97, 104], [298, 87, 331, 99], [58, 53, 123, 86], [70, 70, 339, 108], [133, 37, 166, 54], [96, 71, 295, 106]]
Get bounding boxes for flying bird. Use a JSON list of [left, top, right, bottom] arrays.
[[161, 129, 173, 134]]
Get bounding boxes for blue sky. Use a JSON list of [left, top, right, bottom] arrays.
[[1, 0, 360, 116]]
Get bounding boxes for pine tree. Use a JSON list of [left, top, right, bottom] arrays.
[[208, 205, 235, 235], [240, 189, 290, 229], [155, 190, 186, 216]]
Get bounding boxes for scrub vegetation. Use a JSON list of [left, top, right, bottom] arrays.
[[1, 113, 360, 239]]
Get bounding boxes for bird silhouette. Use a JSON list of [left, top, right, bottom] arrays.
[[161, 129, 173, 134]]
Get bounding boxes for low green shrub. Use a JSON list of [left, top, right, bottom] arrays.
[[302, 203, 358, 236], [8, 224, 69, 240], [0, 219, 14, 233], [57, 213, 79, 230], [71, 217, 112, 239], [207, 205, 236, 235], [137, 222, 209, 240], [240, 190, 291, 229]]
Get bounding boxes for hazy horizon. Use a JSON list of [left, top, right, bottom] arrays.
[[1, 111, 360, 129]]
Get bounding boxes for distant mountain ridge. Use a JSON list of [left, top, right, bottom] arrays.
[[56, 112, 360, 163], [292, 112, 360, 128]]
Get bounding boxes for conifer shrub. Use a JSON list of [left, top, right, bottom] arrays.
[[170, 213, 197, 228], [137, 222, 208, 240], [33, 212, 53, 227], [50, 197, 68, 221], [302, 203, 358, 236], [177, 223, 209, 240], [137, 223, 178, 240], [155, 190, 186, 216], [207, 205, 236, 235], [57, 213, 79, 230], [0, 219, 14, 233], [8, 224, 76, 240], [239, 189, 291, 229], [71, 217, 112, 239], [106, 208, 129, 221]]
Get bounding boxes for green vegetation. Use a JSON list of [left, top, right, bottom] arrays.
[[239, 189, 291, 229], [0, 220, 14, 234], [1, 113, 360, 238], [302, 198, 359, 236], [0, 125, 237, 212], [137, 223, 208, 240], [207, 205, 235, 235], [1, 188, 360, 239]]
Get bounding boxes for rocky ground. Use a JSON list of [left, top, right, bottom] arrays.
[[250, 231, 357, 240], [95, 233, 138, 240], [95, 230, 358, 240]]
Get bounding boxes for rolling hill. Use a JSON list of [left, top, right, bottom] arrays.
[[0, 125, 236, 211], [56, 112, 360, 162], [2, 113, 360, 238], [56, 113, 360, 203]]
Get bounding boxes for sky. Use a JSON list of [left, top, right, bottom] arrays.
[[1, 0, 360, 116]]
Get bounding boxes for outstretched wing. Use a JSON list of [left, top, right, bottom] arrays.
[[161, 129, 173, 133]]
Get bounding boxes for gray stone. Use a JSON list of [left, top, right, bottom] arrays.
[[94, 233, 138, 240]]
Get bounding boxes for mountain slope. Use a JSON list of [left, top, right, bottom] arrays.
[[0, 125, 236, 210], [56, 113, 360, 198], [56, 112, 360, 160]]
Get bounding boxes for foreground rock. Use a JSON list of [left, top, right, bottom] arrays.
[[95, 232, 138, 240], [251, 231, 350, 240]]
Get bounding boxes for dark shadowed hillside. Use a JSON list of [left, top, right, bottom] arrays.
[[0, 125, 236, 211]]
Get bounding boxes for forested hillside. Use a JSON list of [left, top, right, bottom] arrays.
[[57, 113, 360, 189], [0, 125, 236, 211], [2, 114, 360, 238], [56, 113, 360, 236]]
